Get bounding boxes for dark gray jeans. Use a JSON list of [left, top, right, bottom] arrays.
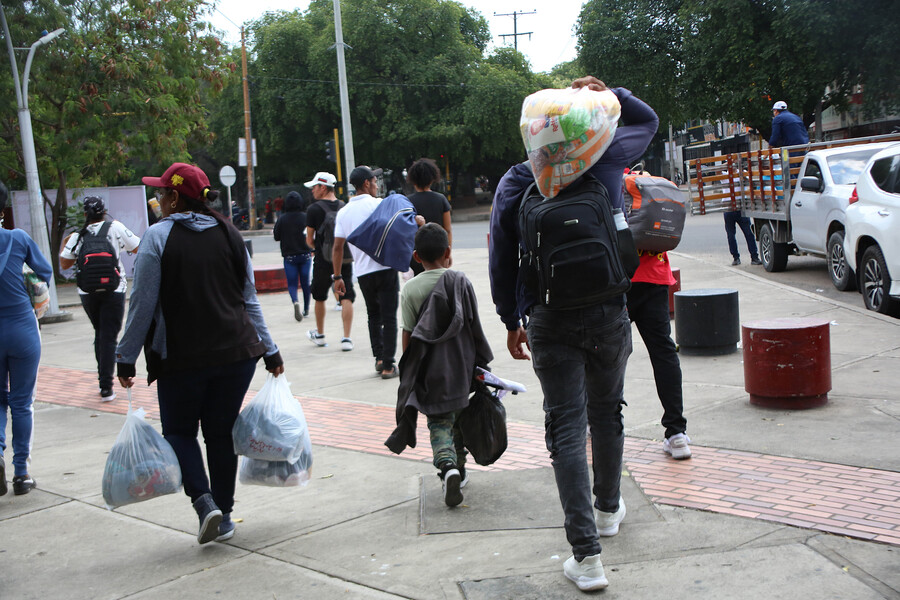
[[527, 302, 632, 561]]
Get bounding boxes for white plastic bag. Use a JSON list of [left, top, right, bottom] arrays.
[[232, 374, 310, 464], [520, 87, 621, 198], [238, 445, 313, 488], [101, 392, 182, 509]]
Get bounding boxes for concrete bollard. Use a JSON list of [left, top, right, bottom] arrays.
[[674, 288, 740, 355], [742, 317, 831, 409]]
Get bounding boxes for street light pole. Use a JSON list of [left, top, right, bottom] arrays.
[[0, 8, 68, 320], [332, 0, 355, 180]]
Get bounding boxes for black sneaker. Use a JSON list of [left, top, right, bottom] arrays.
[[750, 257, 762, 265], [459, 464, 468, 489], [216, 512, 235, 542], [439, 462, 463, 507], [0, 459, 7, 497], [100, 387, 116, 402], [193, 493, 223, 544], [731, 257, 741, 266], [12, 474, 35, 495]]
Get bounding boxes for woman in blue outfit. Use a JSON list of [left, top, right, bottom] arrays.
[[0, 181, 53, 496], [116, 163, 283, 545], [273, 191, 312, 321]]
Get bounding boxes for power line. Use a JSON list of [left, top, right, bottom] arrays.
[[494, 10, 536, 52]]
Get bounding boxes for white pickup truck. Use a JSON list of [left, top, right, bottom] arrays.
[[687, 135, 900, 289]]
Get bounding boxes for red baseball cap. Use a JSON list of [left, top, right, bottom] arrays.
[[142, 163, 211, 201]]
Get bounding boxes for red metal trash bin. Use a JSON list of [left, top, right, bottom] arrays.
[[742, 317, 831, 409]]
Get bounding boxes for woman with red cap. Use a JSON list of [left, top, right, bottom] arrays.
[[116, 162, 284, 544]]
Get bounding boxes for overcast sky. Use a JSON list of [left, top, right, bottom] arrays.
[[207, 0, 583, 73]]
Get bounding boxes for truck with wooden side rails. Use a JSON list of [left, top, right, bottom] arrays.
[[686, 134, 900, 290]]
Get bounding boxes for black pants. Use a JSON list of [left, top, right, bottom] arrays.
[[157, 358, 257, 514], [357, 269, 399, 368], [626, 282, 686, 438], [80, 291, 126, 389]]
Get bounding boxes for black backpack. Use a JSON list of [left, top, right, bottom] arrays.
[[316, 201, 351, 264], [518, 175, 637, 309], [75, 221, 121, 293]]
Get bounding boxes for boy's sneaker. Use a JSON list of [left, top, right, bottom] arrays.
[[439, 462, 463, 507], [341, 337, 354, 351], [0, 459, 7, 496], [334, 302, 342, 311], [563, 554, 609, 591], [596, 497, 626, 536], [663, 433, 692, 460], [12, 474, 36, 496], [193, 493, 223, 545], [216, 513, 235, 542], [307, 330, 327, 347], [100, 387, 116, 402], [293, 302, 303, 322]]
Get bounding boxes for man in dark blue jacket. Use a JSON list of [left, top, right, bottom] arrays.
[[489, 76, 657, 592], [769, 101, 809, 147]]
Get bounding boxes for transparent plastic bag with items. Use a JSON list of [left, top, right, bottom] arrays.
[[238, 443, 313, 488], [232, 374, 311, 464], [102, 396, 182, 509], [520, 87, 621, 199]]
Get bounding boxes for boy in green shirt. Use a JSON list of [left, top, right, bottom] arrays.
[[399, 224, 467, 506]]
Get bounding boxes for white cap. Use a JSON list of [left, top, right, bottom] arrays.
[[303, 172, 336, 188], [772, 101, 787, 111]]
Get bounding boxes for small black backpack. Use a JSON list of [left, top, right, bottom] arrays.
[[317, 201, 351, 264], [75, 221, 121, 293], [518, 174, 637, 309]]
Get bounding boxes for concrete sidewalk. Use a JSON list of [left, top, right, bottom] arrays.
[[4, 241, 900, 599]]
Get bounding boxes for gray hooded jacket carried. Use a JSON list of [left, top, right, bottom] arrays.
[[385, 270, 493, 454]]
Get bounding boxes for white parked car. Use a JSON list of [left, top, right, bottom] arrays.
[[844, 143, 900, 315]]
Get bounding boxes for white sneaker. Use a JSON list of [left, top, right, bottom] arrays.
[[293, 302, 303, 322], [307, 329, 327, 347], [341, 337, 353, 351], [563, 554, 609, 591], [596, 497, 626, 536], [663, 433, 692, 460], [334, 302, 342, 311]]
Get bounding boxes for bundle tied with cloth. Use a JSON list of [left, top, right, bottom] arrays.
[[520, 86, 621, 198]]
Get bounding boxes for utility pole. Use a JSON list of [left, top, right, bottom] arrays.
[[241, 26, 257, 227], [494, 10, 535, 52], [0, 6, 70, 321], [332, 0, 355, 181]]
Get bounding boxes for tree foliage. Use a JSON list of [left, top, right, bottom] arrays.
[[204, 0, 545, 194], [0, 0, 227, 276], [576, 0, 899, 137]]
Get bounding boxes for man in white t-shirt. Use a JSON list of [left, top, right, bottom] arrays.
[[60, 197, 140, 401], [332, 166, 403, 379]]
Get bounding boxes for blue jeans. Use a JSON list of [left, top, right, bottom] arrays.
[[724, 211, 759, 260], [156, 358, 257, 514], [0, 310, 41, 476], [283, 253, 311, 311], [527, 303, 632, 561]]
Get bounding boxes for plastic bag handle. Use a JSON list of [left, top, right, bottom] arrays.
[[127, 387, 133, 413]]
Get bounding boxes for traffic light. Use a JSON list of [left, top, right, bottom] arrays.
[[325, 140, 336, 162]]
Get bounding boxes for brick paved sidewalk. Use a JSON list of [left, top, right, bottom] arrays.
[[37, 365, 900, 547]]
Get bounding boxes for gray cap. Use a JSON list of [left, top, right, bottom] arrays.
[[348, 165, 383, 188]]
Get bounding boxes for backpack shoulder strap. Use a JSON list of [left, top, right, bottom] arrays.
[[97, 221, 113, 239]]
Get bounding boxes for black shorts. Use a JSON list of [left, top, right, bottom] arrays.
[[312, 257, 355, 302]]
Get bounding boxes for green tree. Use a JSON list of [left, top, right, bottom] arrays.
[[0, 0, 227, 277], [576, 0, 685, 129]]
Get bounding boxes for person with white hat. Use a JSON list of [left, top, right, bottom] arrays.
[[770, 101, 809, 148]]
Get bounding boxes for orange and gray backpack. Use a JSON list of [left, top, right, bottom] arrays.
[[623, 174, 686, 252]]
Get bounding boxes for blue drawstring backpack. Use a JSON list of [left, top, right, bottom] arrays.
[[347, 193, 417, 271]]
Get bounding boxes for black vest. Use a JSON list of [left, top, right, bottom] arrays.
[[148, 222, 264, 381]]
